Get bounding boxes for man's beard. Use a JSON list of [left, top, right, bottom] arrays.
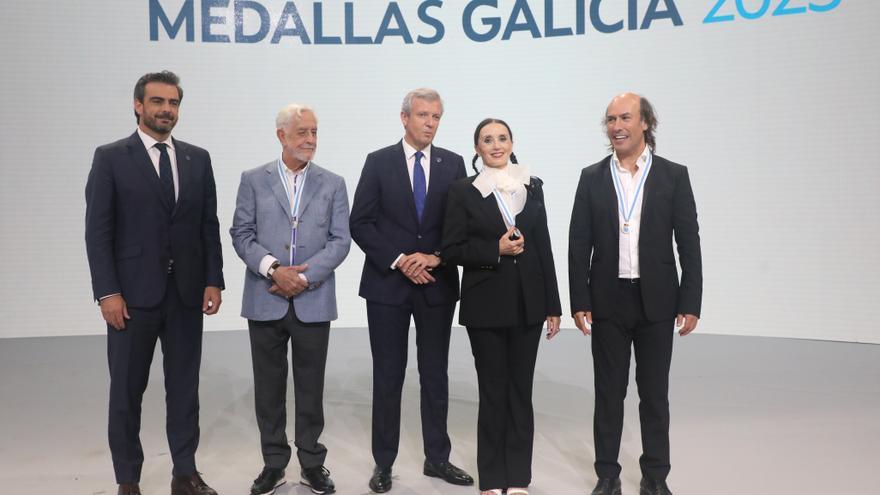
[[143, 112, 176, 134]]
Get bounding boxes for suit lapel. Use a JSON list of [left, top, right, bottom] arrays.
[[127, 133, 172, 212], [639, 154, 660, 225], [266, 161, 293, 219], [172, 138, 191, 218], [421, 149, 446, 224], [393, 141, 419, 226], [296, 164, 322, 218], [602, 158, 620, 236], [472, 179, 508, 235]]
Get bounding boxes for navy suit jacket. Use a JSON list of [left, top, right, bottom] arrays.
[[85, 132, 224, 308], [350, 141, 466, 306], [568, 154, 702, 322]]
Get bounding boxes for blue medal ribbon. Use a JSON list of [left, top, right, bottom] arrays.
[[277, 159, 309, 265], [610, 153, 652, 234]]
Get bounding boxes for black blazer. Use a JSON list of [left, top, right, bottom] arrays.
[[568, 154, 702, 322], [85, 132, 224, 308], [350, 141, 467, 306], [442, 175, 562, 328]]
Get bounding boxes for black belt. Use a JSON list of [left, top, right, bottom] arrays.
[[619, 278, 640, 284]]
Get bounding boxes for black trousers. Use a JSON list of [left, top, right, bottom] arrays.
[[367, 290, 455, 469], [467, 323, 542, 490], [592, 281, 674, 480], [248, 304, 330, 470], [106, 276, 203, 484]]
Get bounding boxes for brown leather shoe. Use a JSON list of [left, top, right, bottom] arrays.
[[171, 472, 218, 495], [118, 484, 142, 495]]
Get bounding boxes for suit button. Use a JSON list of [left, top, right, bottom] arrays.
[[417, 235, 422, 239]]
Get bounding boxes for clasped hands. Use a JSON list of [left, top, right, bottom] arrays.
[[399, 253, 440, 285], [268, 263, 309, 298]]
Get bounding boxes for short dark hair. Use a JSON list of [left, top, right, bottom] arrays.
[[471, 118, 518, 174], [639, 96, 659, 151], [133, 70, 183, 123]]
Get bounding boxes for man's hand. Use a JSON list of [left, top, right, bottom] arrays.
[[203, 286, 222, 315], [268, 264, 309, 298], [499, 226, 524, 256], [100, 294, 130, 330], [573, 311, 593, 336], [399, 253, 439, 285], [399, 253, 440, 277], [545, 316, 561, 340], [676, 314, 699, 336]]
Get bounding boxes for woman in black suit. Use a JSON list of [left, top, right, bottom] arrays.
[[441, 118, 562, 495]]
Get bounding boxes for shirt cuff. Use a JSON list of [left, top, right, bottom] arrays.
[[391, 253, 404, 270], [259, 255, 279, 277], [98, 293, 120, 302]]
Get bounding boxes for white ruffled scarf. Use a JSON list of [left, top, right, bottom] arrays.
[[472, 163, 530, 225]]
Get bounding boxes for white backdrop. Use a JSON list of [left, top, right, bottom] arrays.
[[1, 1, 877, 342]]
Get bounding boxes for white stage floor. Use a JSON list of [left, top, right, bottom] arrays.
[[0, 329, 877, 494]]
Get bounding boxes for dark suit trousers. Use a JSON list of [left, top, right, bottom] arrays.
[[106, 275, 203, 483], [248, 304, 330, 470], [592, 281, 674, 480], [467, 323, 542, 490], [367, 290, 455, 468]]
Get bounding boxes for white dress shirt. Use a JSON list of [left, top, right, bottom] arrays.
[[611, 145, 653, 278], [401, 138, 432, 190], [136, 127, 179, 200]]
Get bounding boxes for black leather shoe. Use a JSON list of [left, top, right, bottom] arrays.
[[369, 466, 392, 493], [250, 467, 286, 495], [640, 478, 673, 495], [422, 460, 474, 486], [301, 466, 335, 494], [117, 484, 141, 495], [591, 477, 622, 495], [170, 472, 218, 495]]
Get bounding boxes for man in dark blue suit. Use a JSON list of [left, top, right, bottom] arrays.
[[85, 71, 224, 495], [350, 88, 473, 493]]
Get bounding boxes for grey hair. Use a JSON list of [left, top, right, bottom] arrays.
[[276, 103, 317, 130], [401, 88, 444, 116]]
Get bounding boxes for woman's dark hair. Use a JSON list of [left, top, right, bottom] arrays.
[[471, 118, 518, 174]]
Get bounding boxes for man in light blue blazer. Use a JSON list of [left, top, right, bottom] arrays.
[[230, 103, 350, 495]]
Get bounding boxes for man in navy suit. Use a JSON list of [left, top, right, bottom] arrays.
[[85, 71, 224, 495], [350, 88, 473, 493], [569, 93, 702, 495]]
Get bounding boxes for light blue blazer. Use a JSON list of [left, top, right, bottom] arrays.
[[230, 160, 351, 323]]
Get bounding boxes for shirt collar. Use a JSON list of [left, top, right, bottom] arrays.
[[402, 138, 431, 162], [611, 144, 651, 173], [137, 127, 174, 152], [278, 155, 310, 177]]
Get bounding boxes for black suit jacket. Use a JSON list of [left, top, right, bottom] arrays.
[[350, 141, 466, 306], [85, 132, 224, 308], [442, 175, 562, 328], [568, 154, 702, 321]]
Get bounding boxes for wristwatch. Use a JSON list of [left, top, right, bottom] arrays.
[[267, 260, 281, 279]]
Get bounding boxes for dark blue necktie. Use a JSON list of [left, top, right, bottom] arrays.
[[154, 143, 175, 207], [413, 151, 427, 222]]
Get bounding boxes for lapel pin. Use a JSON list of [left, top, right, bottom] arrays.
[[436, 157, 442, 163], [186, 155, 191, 161]]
